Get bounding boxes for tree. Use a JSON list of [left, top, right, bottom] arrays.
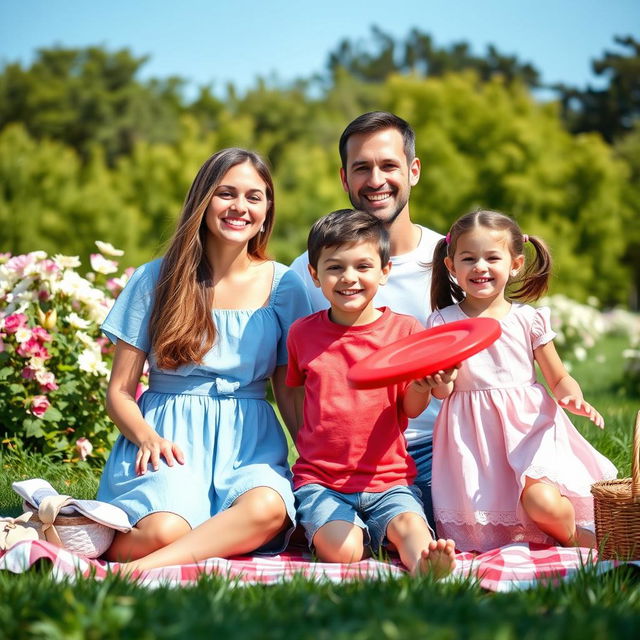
[[0, 47, 185, 164], [556, 36, 640, 142], [327, 26, 540, 87]]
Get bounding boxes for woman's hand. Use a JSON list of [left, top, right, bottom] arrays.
[[135, 434, 185, 475], [558, 395, 605, 429]]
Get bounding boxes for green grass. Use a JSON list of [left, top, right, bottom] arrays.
[[1, 335, 639, 639]]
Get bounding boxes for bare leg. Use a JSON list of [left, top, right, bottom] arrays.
[[103, 512, 191, 562], [521, 477, 596, 548], [386, 512, 455, 578], [312, 521, 367, 563], [122, 487, 289, 571]]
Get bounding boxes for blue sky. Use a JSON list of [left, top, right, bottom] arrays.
[[1, 1, 638, 99]]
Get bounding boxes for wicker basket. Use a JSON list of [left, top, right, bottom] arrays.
[[591, 409, 640, 560], [23, 501, 114, 559]]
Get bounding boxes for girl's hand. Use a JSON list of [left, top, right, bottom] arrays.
[[411, 366, 460, 394], [558, 395, 605, 429], [135, 435, 185, 475]]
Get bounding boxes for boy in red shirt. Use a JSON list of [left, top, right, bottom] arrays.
[[286, 209, 456, 576]]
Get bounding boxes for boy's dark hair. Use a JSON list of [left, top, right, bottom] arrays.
[[338, 111, 416, 168], [308, 209, 391, 270]]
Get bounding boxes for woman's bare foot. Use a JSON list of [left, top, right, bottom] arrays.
[[413, 538, 456, 578]]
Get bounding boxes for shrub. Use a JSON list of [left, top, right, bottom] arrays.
[[0, 243, 132, 464]]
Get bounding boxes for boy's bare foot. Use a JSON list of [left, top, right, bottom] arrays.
[[567, 526, 597, 549], [413, 538, 456, 579]]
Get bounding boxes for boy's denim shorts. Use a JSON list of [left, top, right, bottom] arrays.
[[294, 483, 431, 551]]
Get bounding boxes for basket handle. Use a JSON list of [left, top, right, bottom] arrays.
[[633, 410, 640, 502]]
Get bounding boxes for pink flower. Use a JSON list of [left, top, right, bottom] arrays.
[[3, 313, 28, 334], [30, 395, 50, 418], [4, 255, 32, 276], [95, 336, 112, 355], [135, 382, 148, 401], [21, 367, 36, 380], [31, 326, 52, 343], [40, 259, 59, 275], [75, 437, 93, 461], [16, 338, 50, 360], [35, 369, 58, 391], [105, 278, 123, 296]]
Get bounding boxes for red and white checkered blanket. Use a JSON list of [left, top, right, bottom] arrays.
[[1, 540, 637, 591]]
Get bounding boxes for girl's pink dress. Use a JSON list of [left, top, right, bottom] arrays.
[[428, 303, 617, 552]]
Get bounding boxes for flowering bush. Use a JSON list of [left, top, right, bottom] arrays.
[[536, 295, 607, 365], [0, 243, 134, 464], [604, 308, 640, 397]]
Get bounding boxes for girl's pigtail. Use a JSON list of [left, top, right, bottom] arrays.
[[512, 235, 552, 302], [430, 238, 464, 310]]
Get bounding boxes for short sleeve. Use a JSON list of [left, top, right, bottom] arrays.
[[272, 266, 313, 366], [425, 310, 446, 330], [100, 259, 161, 353], [285, 320, 305, 387], [531, 306, 557, 350]]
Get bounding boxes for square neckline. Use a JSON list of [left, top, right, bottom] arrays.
[[212, 261, 277, 313]]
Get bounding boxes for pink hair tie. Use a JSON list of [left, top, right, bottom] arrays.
[[522, 234, 529, 243], [445, 232, 451, 245]]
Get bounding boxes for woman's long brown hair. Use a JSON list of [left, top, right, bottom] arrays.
[[149, 148, 275, 370]]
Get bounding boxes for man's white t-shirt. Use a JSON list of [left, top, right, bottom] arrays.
[[289, 224, 443, 445]]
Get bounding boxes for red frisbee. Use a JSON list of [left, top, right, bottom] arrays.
[[347, 317, 501, 389]]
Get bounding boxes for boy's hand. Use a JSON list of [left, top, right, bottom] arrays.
[[558, 395, 605, 429]]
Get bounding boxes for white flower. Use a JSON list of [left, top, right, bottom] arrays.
[[14, 327, 32, 343], [573, 346, 587, 361], [53, 254, 81, 269], [95, 241, 124, 257], [89, 254, 118, 275], [66, 312, 91, 329], [78, 347, 109, 377], [28, 356, 47, 371], [75, 330, 97, 348]]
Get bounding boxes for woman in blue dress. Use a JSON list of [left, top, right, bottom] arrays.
[[97, 148, 311, 568]]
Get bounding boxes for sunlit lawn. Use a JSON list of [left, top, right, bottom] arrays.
[[1, 335, 639, 639]]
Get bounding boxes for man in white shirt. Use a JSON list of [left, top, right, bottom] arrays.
[[290, 112, 443, 528]]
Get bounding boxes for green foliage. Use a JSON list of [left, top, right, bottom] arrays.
[[0, 46, 185, 163], [0, 41, 638, 306], [557, 36, 640, 143], [0, 250, 127, 464], [327, 26, 541, 87]]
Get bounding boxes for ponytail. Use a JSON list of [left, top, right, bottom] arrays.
[[429, 238, 464, 310], [510, 234, 552, 302]]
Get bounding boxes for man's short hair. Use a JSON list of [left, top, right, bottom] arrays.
[[307, 209, 391, 269], [338, 111, 416, 168]]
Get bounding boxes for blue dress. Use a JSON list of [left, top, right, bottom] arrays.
[[97, 259, 311, 551]]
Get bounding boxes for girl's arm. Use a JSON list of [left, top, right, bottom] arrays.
[[271, 364, 304, 440], [534, 341, 604, 428], [403, 366, 460, 418], [107, 340, 185, 474]]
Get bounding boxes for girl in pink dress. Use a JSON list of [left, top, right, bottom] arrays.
[[427, 209, 617, 552]]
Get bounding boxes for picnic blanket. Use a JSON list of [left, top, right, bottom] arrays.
[[2, 539, 638, 591]]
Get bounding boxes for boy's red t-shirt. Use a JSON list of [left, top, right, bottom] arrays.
[[286, 307, 422, 492]]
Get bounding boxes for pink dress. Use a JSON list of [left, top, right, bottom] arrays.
[[428, 303, 618, 552]]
